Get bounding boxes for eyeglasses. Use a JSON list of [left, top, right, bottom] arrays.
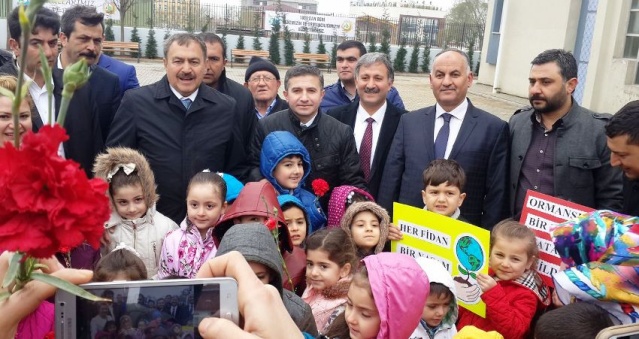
[[249, 75, 276, 83]]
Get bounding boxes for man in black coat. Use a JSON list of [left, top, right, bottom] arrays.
[[59, 6, 121, 143], [248, 65, 366, 207], [606, 100, 639, 216], [106, 33, 243, 224], [326, 53, 407, 199], [3, 6, 102, 178], [199, 33, 255, 148]]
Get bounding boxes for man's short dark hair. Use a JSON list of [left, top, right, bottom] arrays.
[[606, 100, 639, 145], [531, 49, 578, 82], [422, 159, 466, 191], [337, 40, 367, 57], [198, 32, 226, 60], [163, 33, 207, 60], [284, 65, 324, 90], [61, 6, 104, 37], [535, 302, 613, 339], [434, 48, 471, 72], [8, 6, 60, 41]]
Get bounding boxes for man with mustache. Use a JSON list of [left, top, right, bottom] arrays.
[[320, 40, 405, 113], [509, 49, 622, 218], [605, 101, 639, 216], [326, 53, 407, 199], [59, 5, 121, 143], [107, 34, 243, 224], [379, 48, 509, 229]]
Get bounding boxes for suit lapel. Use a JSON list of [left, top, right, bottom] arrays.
[[424, 107, 436, 160], [346, 101, 358, 128], [449, 102, 478, 159], [370, 102, 401, 178], [31, 104, 44, 131]]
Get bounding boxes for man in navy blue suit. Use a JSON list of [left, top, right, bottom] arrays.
[[97, 53, 139, 97], [378, 48, 509, 229]]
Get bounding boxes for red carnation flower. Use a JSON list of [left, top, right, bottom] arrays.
[[264, 217, 278, 232], [311, 178, 330, 197], [0, 125, 110, 258]]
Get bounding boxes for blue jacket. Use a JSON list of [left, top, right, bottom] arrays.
[[97, 54, 140, 98], [320, 79, 406, 113], [260, 131, 327, 232]]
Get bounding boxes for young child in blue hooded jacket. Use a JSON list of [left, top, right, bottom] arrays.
[[261, 131, 327, 232]]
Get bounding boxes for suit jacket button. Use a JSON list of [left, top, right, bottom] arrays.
[[518, 155, 523, 160]]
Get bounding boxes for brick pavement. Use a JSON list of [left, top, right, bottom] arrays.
[[128, 59, 529, 121]]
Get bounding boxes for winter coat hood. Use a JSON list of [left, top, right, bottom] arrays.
[[216, 223, 285, 295], [415, 258, 459, 327], [278, 194, 310, 240], [340, 202, 390, 255], [93, 147, 158, 208], [363, 253, 430, 339], [260, 131, 312, 194], [327, 185, 374, 227], [215, 180, 293, 252]]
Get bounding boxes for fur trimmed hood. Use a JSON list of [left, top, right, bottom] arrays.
[[93, 147, 158, 208], [340, 202, 390, 255]]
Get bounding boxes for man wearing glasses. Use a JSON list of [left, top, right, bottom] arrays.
[[244, 56, 289, 119]]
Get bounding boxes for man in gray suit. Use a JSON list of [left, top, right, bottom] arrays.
[[510, 49, 622, 218], [379, 48, 509, 229]]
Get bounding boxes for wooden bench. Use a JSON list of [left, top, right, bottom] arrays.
[[294, 53, 331, 73], [102, 41, 141, 63], [231, 49, 269, 67]]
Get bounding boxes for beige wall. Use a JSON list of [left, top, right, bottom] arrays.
[[477, 0, 582, 98]]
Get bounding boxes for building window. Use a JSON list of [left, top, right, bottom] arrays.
[[624, 0, 639, 58]]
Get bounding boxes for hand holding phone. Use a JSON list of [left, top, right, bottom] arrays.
[[196, 251, 304, 339], [0, 252, 93, 339]]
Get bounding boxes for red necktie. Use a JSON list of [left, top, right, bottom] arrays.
[[360, 117, 375, 181]]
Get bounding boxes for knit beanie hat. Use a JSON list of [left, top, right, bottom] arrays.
[[327, 185, 374, 228], [245, 56, 280, 82], [340, 201, 390, 255]]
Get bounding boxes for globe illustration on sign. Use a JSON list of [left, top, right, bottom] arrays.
[[454, 234, 484, 280]]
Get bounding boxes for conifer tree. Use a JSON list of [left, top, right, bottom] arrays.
[[145, 26, 157, 59], [268, 17, 281, 64], [252, 11, 262, 50], [104, 19, 115, 56], [393, 37, 407, 72], [163, 30, 171, 41], [379, 28, 391, 59], [283, 18, 295, 66], [303, 31, 311, 53], [317, 35, 326, 54], [130, 16, 141, 58], [368, 33, 377, 53], [237, 35, 245, 50], [330, 32, 338, 68], [467, 38, 475, 76], [421, 43, 431, 73], [408, 40, 420, 73]]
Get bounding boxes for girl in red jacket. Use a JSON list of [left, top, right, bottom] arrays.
[[457, 219, 551, 339]]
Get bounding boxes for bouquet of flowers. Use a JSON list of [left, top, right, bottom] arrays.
[[0, 0, 110, 302]]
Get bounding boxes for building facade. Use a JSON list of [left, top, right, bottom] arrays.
[[478, 0, 639, 114]]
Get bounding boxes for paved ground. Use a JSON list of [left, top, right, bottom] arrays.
[[128, 59, 529, 121]]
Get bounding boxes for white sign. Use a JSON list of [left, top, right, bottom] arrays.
[[13, 0, 121, 20], [264, 11, 356, 38]]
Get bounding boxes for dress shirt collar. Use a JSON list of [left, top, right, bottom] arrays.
[[435, 98, 469, 121]]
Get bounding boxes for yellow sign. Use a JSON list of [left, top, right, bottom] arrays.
[[391, 203, 490, 317]]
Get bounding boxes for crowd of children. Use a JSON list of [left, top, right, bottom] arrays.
[[19, 130, 633, 339]]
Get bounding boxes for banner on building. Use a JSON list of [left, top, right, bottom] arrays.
[[391, 202, 490, 317], [13, 0, 120, 20], [519, 191, 594, 287], [264, 11, 356, 38]]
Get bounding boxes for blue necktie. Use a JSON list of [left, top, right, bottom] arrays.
[[181, 98, 192, 109], [434, 113, 452, 159]]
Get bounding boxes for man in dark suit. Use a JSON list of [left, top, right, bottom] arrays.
[[378, 49, 509, 229], [97, 53, 139, 97], [605, 101, 639, 216], [199, 33, 255, 147], [106, 33, 243, 224], [3, 6, 102, 178], [326, 52, 407, 199], [59, 6, 121, 142]]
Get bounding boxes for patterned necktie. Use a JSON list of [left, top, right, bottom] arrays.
[[180, 98, 192, 109], [434, 113, 452, 159], [360, 117, 375, 181]]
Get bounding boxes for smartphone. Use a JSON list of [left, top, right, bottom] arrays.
[[55, 278, 238, 339]]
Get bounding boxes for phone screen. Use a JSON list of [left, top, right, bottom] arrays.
[[75, 283, 220, 339]]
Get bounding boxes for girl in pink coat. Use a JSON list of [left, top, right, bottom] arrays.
[[325, 252, 430, 339]]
